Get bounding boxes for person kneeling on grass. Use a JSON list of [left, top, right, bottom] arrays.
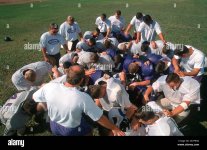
[[33, 65, 125, 136], [133, 104, 183, 136], [144, 73, 201, 124], [0, 88, 46, 136]]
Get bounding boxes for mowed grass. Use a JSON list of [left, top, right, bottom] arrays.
[[0, 0, 207, 136]]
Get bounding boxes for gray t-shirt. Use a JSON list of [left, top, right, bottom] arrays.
[[59, 21, 81, 41], [40, 32, 66, 55], [0, 89, 37, 135], [12, 61, 52, 91]]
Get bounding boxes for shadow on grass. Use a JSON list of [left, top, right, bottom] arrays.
[[179, 75, 207, 136]]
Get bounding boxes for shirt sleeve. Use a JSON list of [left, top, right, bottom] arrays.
[[95, 17, 99, 25], [76, 23, 81, 34], [137, 22, 145, 33], [39, 34, 47, 49], [152, 77, 164, 92], [106, 20, 111, 30], [59, 24, 66, 38], [82, 94, 103, 121], [118, 86, 132, 108], [60, 35, 66, 45], [182, 88, 200, 103], [33, 85, 47, 103], [194, 55, 205, 69], [154, 22, 162, 35], [182, 79, 200, 102], [130, 16, 136, 25]]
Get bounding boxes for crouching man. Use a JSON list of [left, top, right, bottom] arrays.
[[0, 88, 45, 136], [144, 73, 200, 123], [33, 65, 125, 136]]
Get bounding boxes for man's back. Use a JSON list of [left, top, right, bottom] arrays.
[[33, 82, 103, 128], [146, 116, 183, 136]]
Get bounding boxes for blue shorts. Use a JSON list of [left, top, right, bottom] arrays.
[[50, 118, 92, 136]]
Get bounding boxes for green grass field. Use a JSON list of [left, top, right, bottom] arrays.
[[0, 0, 207, 136]]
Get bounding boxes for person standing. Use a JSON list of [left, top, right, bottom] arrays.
[[40, 23, 69, 67], [59, 16, 83, 51]]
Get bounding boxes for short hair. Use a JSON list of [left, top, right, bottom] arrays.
[[114, 54, 122, 65], [88, 85, 102, 99], [166, 73, 180, 84], [90, 53, 99, 63], [116, 10, 121, 16], [90, 52, 99, 63], [66, 65, 85, 85], [128, 63, 139, 74], [174, 45, 189, 57], [104, 40, 112, 49], [155, 61, 166, 74], [101, 13, 106, 19], [135, 105, 155, 121], [143, 15, 153, 25], [24, 69, 36, 82], [49, 23, 58, 29], [136, 12, 143, 19], [67, 16, 75, 22], [141, 41, 150, 52], [89, 37, 96, 46], [63, 61, 72, 69], [98, 81, 107, 85], [22, 99, 37, 115]]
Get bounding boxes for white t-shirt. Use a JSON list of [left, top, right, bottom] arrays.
[[59, 21, 81, 41], [12, 61, 52, 91], [83, 31, 104, 41], [130, 16, 143, 32], [50, 74, 67, 83], [107, 107, 146, 136], [40, 32, 66, 55], [146, 116, 183, 136], [95, 78, 131, 111], [77, 51, 95, 67], [96, 38, 119, 47], [59, 52, 77, 66], [95, 16, 111, 33], [129, 41, 142, 55], [152, 75, 201, 106], [33, 82, 103, 128], [83, 31, 93, 40], [76, 40, 93, 51], [138, 21, 162, 42], [148, 40, 165, 55], [108, 15, 125, 33], [98, 53, 115, 68], [174, 45, 205, 76]]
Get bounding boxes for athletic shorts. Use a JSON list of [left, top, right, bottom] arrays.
[[50, 118, 92, 136]]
